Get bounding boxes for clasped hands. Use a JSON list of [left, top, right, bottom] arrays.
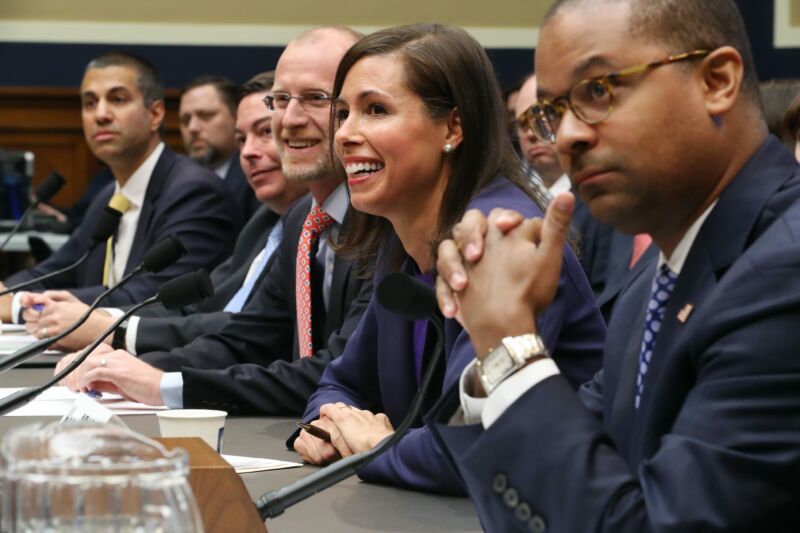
[[20, 291, 114, 350], [294, 403, 395, 465], [435, 192, 575, 357]]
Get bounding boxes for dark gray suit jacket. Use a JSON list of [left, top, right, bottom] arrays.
[[141, 195, 373, 416], [132, 204, 283, 354]]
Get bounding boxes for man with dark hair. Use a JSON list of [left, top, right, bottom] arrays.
[[432, 0, 800, 530], [180, 75, 260, 227], [56, 28, 372, 418], [34, 71, 306, 354], [0, 51, 237, 324]]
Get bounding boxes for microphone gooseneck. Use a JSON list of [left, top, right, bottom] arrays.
[[0, 172, 67, 253], [0, 270, 214, 416], [0, 231, 186, 373], [0, 207, 123, 297], [256, 272, 444, 519]]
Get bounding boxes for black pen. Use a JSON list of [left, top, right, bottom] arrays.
[[296, 421, 331, 443]]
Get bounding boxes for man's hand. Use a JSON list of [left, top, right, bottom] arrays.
[[436, 193, 576, 355], [55, 343, 114, 391], [34, 298, 114, 350], [56, 345, 165, 405], [294, 416, 348, 465], [320, 403, 394, 454]]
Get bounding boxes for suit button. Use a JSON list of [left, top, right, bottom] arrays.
[[492, 474, 507, 493], [503, 488, 519, 508], [528, 515, 546, 533], [515, 503, 532, 521]]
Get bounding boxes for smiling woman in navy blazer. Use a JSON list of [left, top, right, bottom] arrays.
[[291, 23, 606, 495]]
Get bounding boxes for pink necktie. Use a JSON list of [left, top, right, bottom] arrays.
[[630, 233, 653, 269], [295, 206, 334, 358]]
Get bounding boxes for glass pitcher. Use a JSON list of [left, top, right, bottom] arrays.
[[0, 421, 203, 532]]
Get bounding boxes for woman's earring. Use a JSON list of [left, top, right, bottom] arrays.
[[443, 143, 454, 153]]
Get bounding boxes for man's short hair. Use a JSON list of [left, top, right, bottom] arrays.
[[545, 0, 760, 103], [238, 71, 275, 103], [85, 51, 164, 107], [183, 75, 237, 116]]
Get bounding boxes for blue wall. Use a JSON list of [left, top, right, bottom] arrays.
[[0, 1, 796, 91]]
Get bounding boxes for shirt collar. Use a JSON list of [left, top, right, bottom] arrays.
[[212, 155, 232, 179], [312, 182, 348, 225], [658, 199, 718, 274], [548, 174, 572, 196], [115, 142, 164, 207]]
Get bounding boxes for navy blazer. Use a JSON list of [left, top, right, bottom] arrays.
[[132, 204, 282, 354], [5, 146, 238, 306], [431, 137, 800, 531], [140, 195, 372, 416], [300, 178, 605, 495]]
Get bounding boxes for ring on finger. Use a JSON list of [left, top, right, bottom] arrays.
[[41, 327, 48, 338], [100, 358, 107, 368]]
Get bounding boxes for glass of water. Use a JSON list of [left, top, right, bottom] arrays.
[[0, 422, 203, 532]]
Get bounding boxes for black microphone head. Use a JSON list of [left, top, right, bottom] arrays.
[[377, 272, 437, 320], [34, 172, 66, 204], [157, 269, 214, 309], [142, 234, 186, 273], [90, 207, 123, 244]]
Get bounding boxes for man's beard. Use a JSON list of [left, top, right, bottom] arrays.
[[192, 146, 221, 168], [278, 141, 336, 183]]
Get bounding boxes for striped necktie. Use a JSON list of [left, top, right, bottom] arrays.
[[103, 192, 131, 286]]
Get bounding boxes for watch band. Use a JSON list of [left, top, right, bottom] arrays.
[[476, 333, 548, 394], [111, 319, 128, 350]]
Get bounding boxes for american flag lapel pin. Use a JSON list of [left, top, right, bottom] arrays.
[[677, 303, 694, 323]]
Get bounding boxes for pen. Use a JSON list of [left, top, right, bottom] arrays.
[[33, 304, 44, 312], [86, 390, 103, 399], [296, 421, 331, 443]]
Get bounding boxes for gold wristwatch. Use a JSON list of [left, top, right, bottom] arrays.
[[476, 334, 548, 394]]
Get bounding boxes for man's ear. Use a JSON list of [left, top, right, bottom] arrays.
[[149, 100, 166, 133], [699, 46, 744, 117], [444, 107, 464, 150]]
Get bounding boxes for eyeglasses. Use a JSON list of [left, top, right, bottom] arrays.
[[518, 50, 710, 144], [263, 91, 333, 111]]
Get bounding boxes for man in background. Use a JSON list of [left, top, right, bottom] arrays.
[[180, 75, 260, 227]]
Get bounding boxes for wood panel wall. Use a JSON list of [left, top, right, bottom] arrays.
[[0, 87, 184, 209]]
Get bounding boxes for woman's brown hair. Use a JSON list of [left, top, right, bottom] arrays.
[[330, 23, 549, 273]]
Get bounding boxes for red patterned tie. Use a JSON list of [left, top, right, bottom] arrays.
[[295, 206, 334, 358]]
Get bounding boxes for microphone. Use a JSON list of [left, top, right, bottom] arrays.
[[0, 206, 123, 296], [0, 234, 187, 373], [0, 269, 213, 416], [256, 272, 444, 519], [0, 172, 67, 252]]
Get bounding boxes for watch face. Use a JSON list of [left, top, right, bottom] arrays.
[[482, 349, 513, 382]]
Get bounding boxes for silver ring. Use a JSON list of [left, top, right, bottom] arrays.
[[100, 358, 107, 368], [41, 327, 47, 338]]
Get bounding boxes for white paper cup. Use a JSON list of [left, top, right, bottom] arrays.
[[156, 409, 227, 452]]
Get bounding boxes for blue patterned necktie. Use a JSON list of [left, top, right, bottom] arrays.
[[635, 264, 678, 409]]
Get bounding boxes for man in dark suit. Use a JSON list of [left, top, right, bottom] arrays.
[[29, 71, 307, 353], [432, 0, 800, 530], [179, 75, 261, 227], [0, 52, 238, 323], [56, 27, 370, 417]]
